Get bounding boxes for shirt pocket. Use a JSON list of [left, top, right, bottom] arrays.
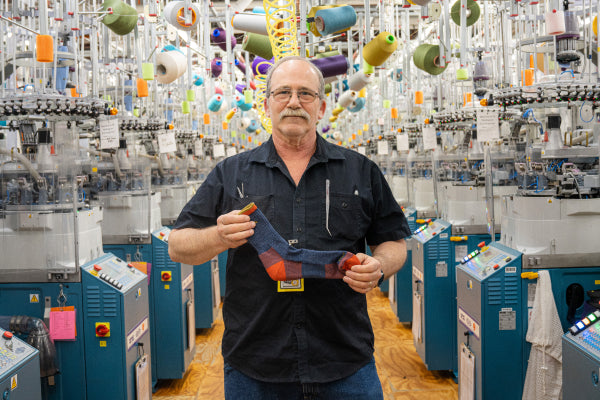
[[321, 193, 364, 243], [233, 193, 275, 221]]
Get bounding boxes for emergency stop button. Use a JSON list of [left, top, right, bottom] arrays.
[[161, 271, 172, 282], [2, 331, 13, 340], [93, 264, 102, 271], [95, 322, 110, 337]]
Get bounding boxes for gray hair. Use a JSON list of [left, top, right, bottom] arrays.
[[265, 56, 325, 100]]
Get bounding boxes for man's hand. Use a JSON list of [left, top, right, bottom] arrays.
[[342, 253, 383, 294], [216, 209, 257, 249]]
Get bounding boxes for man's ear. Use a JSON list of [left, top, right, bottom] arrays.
[[317, 98, 326, 120]]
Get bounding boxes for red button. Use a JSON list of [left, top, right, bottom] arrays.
[[93, 264, 102, 271], [96, 324, 110, 337], [493, 264, 499, 270], [478, 241, 486, 248], [2, 331, 13, 339], [161, 272, 172, 281]]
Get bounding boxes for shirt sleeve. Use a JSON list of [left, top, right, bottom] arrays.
[[365, 162, 412, 246], [172, 164, 224, 230]]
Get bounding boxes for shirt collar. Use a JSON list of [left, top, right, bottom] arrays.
[[248, 133, 346, 167]]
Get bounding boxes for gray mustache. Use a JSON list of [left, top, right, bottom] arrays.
[[280, 109, 310, 120]]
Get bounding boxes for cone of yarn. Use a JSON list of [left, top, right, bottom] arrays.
[[235, 59, 246, 74], [413, 44, 446, 75], [347, 97, 365, 113], [186, 90, 195, 101], [101, 0, 138, 36], [463, 92, 472, 107], [348, 71, 372, 91], [315, 50, 340, 59], [155, 50, 187, 84], [314, 5, 357, 36], [545, 9, 565, 35], [251, 56, 274, 76], [242, 33, 274, 60], [411, 0, 432, 5], [175, 3, 199, 31], [137, 78, 149, 97], [142, 62, 154, 80], [211, 58, 223, 78], [193, 74, 204, 86], [310, 55, 349, 78], [593, 15, 598, 37], [182, 101, 190, 114], [415, 90, 424, 104], [36, 35, 54, 62], [450, 0, 480, 27], [363, 32, 398, 67], [391, 107, 398, 119], [456, 68, 468, 80], [211, 27, 237, 51], [207, 94, 224, 112], [307, 5, 336, 37], [203, 113, 210, 124], [338, 90, 357, 108], [232, 13, 281, 35]]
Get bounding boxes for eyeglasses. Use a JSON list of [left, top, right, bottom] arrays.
[[270, 88, 320, 103]]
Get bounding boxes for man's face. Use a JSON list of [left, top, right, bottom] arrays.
[[265, 60, 326, 141]]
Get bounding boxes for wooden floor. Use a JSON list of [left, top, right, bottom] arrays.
[[153, 289, 458, 399]]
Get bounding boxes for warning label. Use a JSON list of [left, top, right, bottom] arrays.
[[11, 375, 17, 390], [29, 294, 39, 303]]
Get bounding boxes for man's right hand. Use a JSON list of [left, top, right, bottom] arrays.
[[216, 210, 256, 249]]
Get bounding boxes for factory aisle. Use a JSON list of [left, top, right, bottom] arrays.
[[153, 289, 458, 399]]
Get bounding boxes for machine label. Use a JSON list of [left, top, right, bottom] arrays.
[[10, 375, 17, 390], [435, 261, 448, 278], [440, 233, 448, 239], [499, 309, 516, 330], [413, 266, 424, 282], [127, 317, 149, 350], [29, 294, 39, 303], [458, 307, 480, 339], [505, 267, 517, 274], [182, 273, 194, 290]]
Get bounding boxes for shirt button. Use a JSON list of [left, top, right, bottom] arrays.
[[296, 198, 301, 203], [295, 322, 303, 329], [341, 202, 348, 208], [296, 227, 302, 232]]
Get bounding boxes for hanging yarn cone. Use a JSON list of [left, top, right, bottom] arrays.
[[155, 48, 187, 84], [363, 32, 398, 67], [211, 28, 236, 51], [473, 61, 490, 81], [211, 58, 223, 78], [450, 0, 480, 27], [413, 44, 447, 75], [36, 35, 53, 62], [310, 55, 349, 78], [101, 0, 138, 35], [314, 5, 357, 36], [242, 33, 274, 60]]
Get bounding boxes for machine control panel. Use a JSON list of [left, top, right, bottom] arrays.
[[153, 227, 171, 242], [567, 310, 600, 337], [460, 245, 516, 278], [565, 316, 600, 357], [0, 327, 37, 377], [83, 254, 146, 293], [412, 220, 449, 243]]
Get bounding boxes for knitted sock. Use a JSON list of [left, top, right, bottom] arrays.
[[240, 203, 361, 281]]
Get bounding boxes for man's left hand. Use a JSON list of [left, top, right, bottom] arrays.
[[342, 253, 382, 294]]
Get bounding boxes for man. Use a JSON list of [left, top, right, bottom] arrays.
[[169, 56, 410, 399]]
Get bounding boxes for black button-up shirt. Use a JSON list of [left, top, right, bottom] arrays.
[[174, 134, 410, 383]]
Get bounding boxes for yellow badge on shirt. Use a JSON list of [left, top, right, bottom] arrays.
[[277, 279, 304, 292]]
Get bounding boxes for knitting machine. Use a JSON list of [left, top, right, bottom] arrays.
[[90, 122, 196, 386], [193, 257, 221, 329], [0, 100, 149, 399], [393, 206, 416, 323], [0, 327, 41, 400]]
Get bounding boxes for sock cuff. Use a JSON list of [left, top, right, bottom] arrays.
[[239, 202, 258, 216]]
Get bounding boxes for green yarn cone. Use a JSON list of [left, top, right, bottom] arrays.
[[102, 0, 138, 36]]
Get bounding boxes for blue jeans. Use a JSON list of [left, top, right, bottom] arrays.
[[224, 358, 384, 400]]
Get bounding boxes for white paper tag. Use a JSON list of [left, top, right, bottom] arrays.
[[194, 140, 203, 156], [213, 143, 225, 158], [99, 119, 119, 149], [397, 134, 409, 151], [157, 131, 177, 153], [377, 140, 389, 155], [477, 110, 500, 142], [422, 126, 437, 150], [226, 146, 237, 157], [357, 146, 366, 155]]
